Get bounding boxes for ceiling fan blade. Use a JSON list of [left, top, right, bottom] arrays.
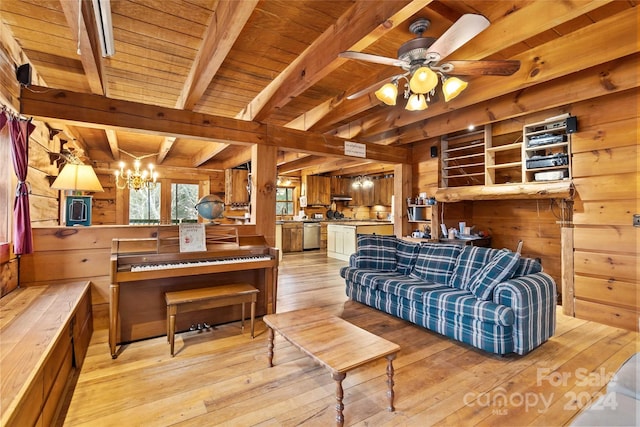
[[444, 60, 521, 76], [339, 51, 407, 67], [427, 14, 490, 60]]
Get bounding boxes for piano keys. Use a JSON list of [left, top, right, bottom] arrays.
[[109, 227, 278, 358]]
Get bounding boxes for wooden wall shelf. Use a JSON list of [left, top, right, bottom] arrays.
[[435, 182, 573, 202]]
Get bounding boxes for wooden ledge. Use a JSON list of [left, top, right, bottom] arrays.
[[435, 181, 574, 202], [0, 281, 92, 426]]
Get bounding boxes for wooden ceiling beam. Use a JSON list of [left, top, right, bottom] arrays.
[[158, 1, 257, 164], [238, 0, 432, 123], [355, 6, 639, 141], [59, 0, 104, 96], [179, 0, 258, 111], [192, 141, 230, 167], [19, 85, 408, 164], [220, 146, 252, 170], [330, 162, 395, 177], [104, 129, 119, 160]]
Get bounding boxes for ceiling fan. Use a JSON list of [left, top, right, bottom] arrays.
[[339, 14, 521, 110]]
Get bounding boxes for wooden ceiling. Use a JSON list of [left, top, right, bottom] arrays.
[[0, 0, 636, 177]]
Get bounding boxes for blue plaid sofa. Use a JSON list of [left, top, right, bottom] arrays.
[[340, 235, 557, 355]]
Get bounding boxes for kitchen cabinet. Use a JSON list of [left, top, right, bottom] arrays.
[[327, 223, 394, 261], [225, 169, 249, 205], [327, 224, 355, 261], [330, 176, 350, 196], [351, 182, 373, 206], [305, 175, 331, 206], [372, 176, 393, 205], [281, 222, 303, 252]]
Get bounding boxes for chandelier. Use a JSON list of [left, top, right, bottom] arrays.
[[374, 65, 468, 111], [352, 176, 373, 189], [114, 152, 158, 191]]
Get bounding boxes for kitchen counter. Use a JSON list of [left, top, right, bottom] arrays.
[[276, 219, 391, 225], [326, 222, 394, 261]]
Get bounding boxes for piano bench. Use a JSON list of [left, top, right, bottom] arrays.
[[165, 283, 259, 357]]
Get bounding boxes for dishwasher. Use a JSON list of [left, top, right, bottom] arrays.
[[302, 222, 321, 250]]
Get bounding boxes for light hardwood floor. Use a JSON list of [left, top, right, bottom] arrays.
[[59, 250, 638, 426]]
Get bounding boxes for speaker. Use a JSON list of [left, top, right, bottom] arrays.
[[566, 116, 578, 133], [430, 146, 438, 158], [16, 64, 31, 86]]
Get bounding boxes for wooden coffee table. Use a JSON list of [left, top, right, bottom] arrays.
[[263, 309, 400, 426]]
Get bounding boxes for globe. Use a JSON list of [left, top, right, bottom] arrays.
[[194, 194, 225, 223]]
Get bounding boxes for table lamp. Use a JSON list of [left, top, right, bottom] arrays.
[[51, 164, 104, 226]]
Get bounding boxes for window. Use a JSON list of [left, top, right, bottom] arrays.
[[276, 187, 294, 216], [129, 185, 161, 224], [171, 183, 199, 223]]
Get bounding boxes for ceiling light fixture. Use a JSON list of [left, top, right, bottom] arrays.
[[92, 0, 115, 57], [352, 176, 373, 189], [114, 151, 158, 191], [374, 65, 467, 111]]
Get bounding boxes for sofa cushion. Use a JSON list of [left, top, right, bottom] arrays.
[[395, 240, 421, 275], [423, 288, 515, 326], [340, 267, 399, 289], [354, 235, 397, 271], [513, 257, 543, 277], [449, 246, 500, 290], [375, 275, 449, 300], [409, 243, 462, 285], [468, 249, 521, 300]]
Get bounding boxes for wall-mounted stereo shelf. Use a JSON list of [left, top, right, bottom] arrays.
[[522, 116, 572, 183]]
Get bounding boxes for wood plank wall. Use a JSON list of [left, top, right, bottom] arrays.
[[570, 88, 638, 331], [413, 88, 639, 331], [19, 224, 259, 329]]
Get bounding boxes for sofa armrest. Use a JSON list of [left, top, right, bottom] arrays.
[[493, 272, 557, 355], [349, 253, 357, 267]]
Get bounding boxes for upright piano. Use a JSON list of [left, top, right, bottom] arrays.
[[109, 226, 278, 358]]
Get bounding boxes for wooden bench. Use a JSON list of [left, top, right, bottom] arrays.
[[0, 281, 93, 427], [165, 283, 259, 356]]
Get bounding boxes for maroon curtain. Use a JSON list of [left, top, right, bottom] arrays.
[[7, 115, 36, 255]]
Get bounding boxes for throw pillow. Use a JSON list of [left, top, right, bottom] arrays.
[[513, 257, 543, 276], [468, 249, 521, 300], [409, 243, 462, 285], [449, 246, 499, 289], [395, 240, 421, 275], [354, 234, 397, 271]]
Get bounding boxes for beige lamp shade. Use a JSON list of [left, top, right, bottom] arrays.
[[374, 82, 398, 106], [409, 67, 438, 94], [442, 76, 468, 102], [51, 164, 104, 192], [405, 93, 428, 111]]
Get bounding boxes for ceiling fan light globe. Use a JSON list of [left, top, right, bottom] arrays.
[[409, 67, 438, 94], [374, 83, 398, 106], [405, 93, 427, 111], [443, 77, 468, 102]]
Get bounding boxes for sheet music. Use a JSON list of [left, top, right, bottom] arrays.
[[179, 223, 207, 252]]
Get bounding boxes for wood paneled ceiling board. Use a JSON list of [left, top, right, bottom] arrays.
[[1, 0, 636, 174]]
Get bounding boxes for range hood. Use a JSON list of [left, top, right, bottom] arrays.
[[331, 195, 352, 201]]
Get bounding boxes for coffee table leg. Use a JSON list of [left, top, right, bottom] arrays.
[[267, 326, 274, 367], [332, 372, 347, 426], [386, 353, 397, 412]]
